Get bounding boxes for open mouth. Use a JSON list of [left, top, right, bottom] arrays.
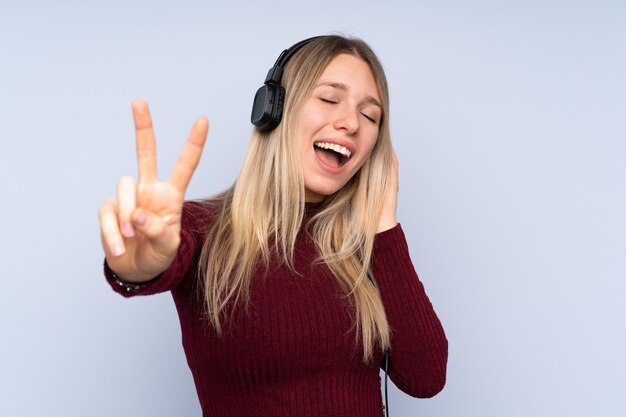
[[313, 141, 352, 168]]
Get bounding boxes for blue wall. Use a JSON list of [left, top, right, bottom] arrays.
[[1, 1, 624, 416]]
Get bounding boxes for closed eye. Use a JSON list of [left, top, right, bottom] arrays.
[[319, 98, 337, 104], [361, 112, 377, 124]]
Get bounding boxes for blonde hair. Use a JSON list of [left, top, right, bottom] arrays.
[[198, 35, 394, 362]]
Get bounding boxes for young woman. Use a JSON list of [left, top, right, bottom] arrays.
[[99, 35, 447, 417]]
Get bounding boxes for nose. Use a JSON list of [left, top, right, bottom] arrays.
[[333, 105, 359, 135]]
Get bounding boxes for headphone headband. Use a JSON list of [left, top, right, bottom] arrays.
[[251, 36, 323, 132]]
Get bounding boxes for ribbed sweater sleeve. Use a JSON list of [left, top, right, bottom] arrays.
[[372, 223, 448, 398], [103, 202, 206, 297]]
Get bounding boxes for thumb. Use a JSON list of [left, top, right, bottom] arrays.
[[131, 209, 175, 243]]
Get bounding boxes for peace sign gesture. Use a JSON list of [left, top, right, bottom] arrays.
[[98, 100, 209, 282]]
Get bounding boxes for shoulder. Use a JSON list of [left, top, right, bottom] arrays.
[[181, 199, 222, 236]]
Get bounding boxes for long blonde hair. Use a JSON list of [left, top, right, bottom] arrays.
[[198, 35, 394, 362]]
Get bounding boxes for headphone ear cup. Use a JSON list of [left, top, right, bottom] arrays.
[[251, 36, 320, 133], [251, 83, 285, 133]]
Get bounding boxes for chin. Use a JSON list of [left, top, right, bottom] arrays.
[[305, 182, 343, 201]]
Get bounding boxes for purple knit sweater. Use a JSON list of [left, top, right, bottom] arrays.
[[105, 201, 448, 417]]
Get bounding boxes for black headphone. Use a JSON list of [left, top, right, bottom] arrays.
[[250, 36, 322, 133]]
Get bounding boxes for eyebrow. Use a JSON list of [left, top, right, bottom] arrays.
[[314, 82, 382, 109]]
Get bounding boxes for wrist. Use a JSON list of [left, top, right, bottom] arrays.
[[104, 262, 158, 293]]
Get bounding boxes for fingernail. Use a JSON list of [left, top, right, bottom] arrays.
[[112, 243, 124, 257], [122, 222, 135, 237], [135, 211, 147, 226]]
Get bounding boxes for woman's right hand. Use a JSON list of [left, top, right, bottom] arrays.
[[98, 100, 209, 282]]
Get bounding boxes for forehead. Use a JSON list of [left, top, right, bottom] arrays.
[[316, 54, 380, 100]]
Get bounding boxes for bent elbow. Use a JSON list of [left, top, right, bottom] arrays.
[[393, 365, 447, 398], [414, 372, 446, 398], [389, 337, 449, 398]]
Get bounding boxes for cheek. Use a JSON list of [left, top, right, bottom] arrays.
[[359, 133, 379, 163], [297, 106, 328, 153], [349, 145, 375, 177], [300, 108, 326, 133]]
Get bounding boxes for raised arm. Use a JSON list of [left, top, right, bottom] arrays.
[[374, 149, 448, 397], [98, 100, 208, 282]]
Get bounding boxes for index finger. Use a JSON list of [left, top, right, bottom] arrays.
[[168, 116, 209, 192], [132, 99, 158, 183]]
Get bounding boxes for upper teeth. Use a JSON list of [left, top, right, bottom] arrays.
[[314, 142, 351, 158]]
